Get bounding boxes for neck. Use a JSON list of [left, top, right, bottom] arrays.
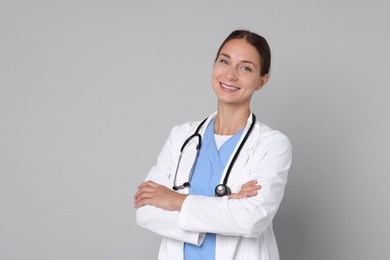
[[214, 104, 251, 135]]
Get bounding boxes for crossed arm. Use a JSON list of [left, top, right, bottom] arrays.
[[134, 125, 291, 242], [133, 180, 261, 211]]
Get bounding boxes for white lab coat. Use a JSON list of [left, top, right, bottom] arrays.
[[136, 112, 292, 260]]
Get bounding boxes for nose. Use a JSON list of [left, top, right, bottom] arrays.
[[225, 66, 238, 81]]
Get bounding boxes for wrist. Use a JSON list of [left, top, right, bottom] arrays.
[[175, 194, 188, 211]]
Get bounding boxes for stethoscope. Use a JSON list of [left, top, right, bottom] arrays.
[[172, 113, 256, 197]]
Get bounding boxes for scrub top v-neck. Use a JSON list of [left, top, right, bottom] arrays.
[[184, 119, 244, 260]]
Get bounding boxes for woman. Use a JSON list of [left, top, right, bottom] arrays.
[[134, 30, 292, 260]]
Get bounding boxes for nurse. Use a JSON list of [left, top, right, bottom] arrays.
[[134, 30, 292, 260]]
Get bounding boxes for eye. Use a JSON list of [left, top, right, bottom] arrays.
[[241, 66, 252, 72], [219, 59, 228, 65]]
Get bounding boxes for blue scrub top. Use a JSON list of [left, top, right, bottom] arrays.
[[184, 119, 243, 260]]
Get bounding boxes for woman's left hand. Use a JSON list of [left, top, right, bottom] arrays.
[[134, 181, 188, 211], [228, 180, 261, 199]]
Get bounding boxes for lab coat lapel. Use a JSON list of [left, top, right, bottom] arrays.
[[225, 139, 254, 189], [219, 116, 259, 190]]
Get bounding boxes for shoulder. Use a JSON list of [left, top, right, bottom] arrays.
[[170, 121, 201, 136], [247, 121, 292, 170], [166, 120, 204, 147], [253, 121, 291, 151]]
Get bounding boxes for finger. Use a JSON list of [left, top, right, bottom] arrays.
[[135, 186, 157, 199], [240, 184, 261, 193], [136, 186, 160, 200], [134, 197, 150, 208], [133, 190, 140, 199], [239, 184, 261, 195], [245, 190, 258, 196], [228, 193, 247, 199], [239, 190, 258, 197], [249, 184, 261, 190], [134, 191, 155, 208], [134, 184, 158, 199], [243, 180, 258, 187], [137, 180, 157, 189], [240, 180, 258, 190]]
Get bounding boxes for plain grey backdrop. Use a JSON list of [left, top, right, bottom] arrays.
[[1, 1, 389, 259]]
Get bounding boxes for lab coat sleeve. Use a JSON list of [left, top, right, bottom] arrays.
[[136, 125, 205, 245], [178, 132, 292, 238]]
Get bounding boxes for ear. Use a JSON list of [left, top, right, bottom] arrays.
[[255, 74, 269, 91]]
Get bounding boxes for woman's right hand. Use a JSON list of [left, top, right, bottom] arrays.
[[228, 180, 261, 199]]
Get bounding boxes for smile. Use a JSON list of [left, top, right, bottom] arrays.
[[220, 82, 240, 92]]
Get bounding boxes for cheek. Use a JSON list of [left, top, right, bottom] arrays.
[[211, 67, 219, 79], [240, 79, 258, 92], [212, 64, 226, 78], [211, 70, 218, 89], [211, 69, 222, 86]]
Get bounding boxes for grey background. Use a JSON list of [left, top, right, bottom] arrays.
[[1, 1, 389, 259]]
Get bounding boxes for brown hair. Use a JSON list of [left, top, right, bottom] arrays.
[[215, 30, 271, 76]]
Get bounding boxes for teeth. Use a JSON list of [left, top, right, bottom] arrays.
[[222, 83, 240, 90]]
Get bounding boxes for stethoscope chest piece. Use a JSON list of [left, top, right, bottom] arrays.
[[215, 184, 231, 197]]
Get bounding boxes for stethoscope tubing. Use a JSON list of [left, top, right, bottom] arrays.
[[172, 119, 207, 191], [221, 113, 256, 186], [172, 114, 256, 196]]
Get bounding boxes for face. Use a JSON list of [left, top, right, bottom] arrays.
[[211, 39, 268, 107]]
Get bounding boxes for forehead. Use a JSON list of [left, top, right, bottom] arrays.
[[219, 39, 261, 65]]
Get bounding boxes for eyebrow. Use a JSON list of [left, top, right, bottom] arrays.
[[219, 53, 257, 68]]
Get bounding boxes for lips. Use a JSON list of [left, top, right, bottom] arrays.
[[220, 82, 240, 92]]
